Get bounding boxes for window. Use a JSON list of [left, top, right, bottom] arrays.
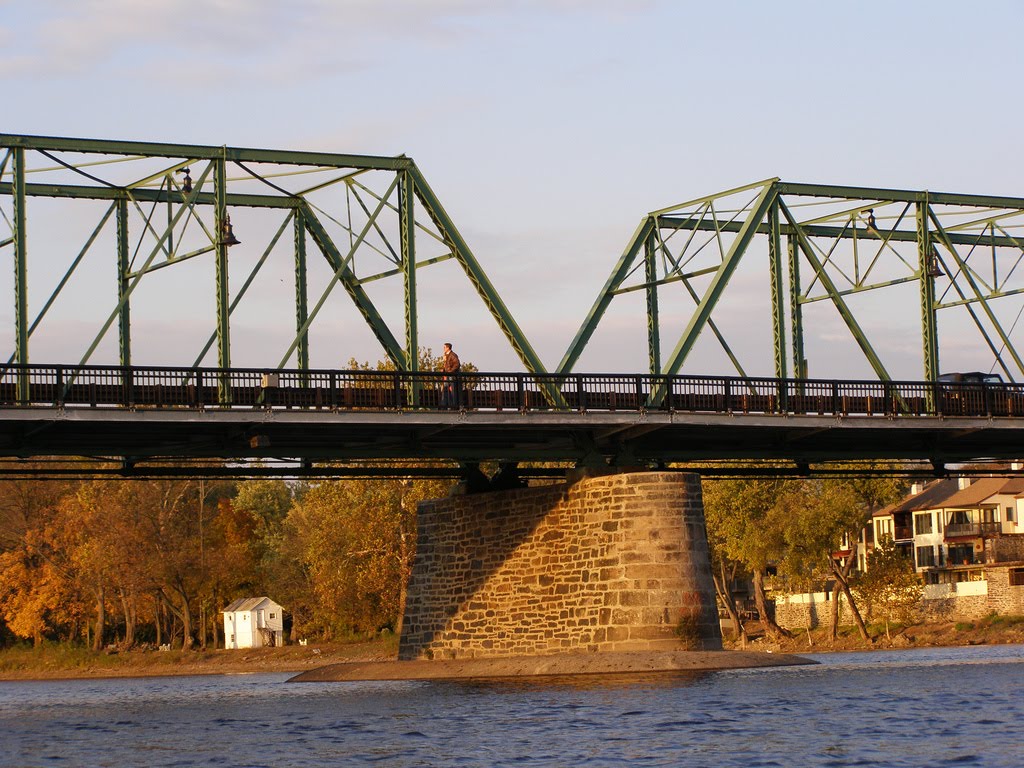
[[914, 513, 934, 535], [1010, 568, 1024, 587], [916, 545, 937, 568], [270, 613, 276, 619], [949, 510, 971, 525], [1007, 506, 1016, 523], [876, 518, 892, 541], [948, 543, 975, 566]]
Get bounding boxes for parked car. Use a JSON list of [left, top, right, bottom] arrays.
[[937, 371, 1003, 384]]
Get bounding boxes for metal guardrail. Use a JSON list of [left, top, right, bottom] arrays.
[[0, 363, 1021, 417]]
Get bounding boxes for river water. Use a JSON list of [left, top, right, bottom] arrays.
[[1, 644, 1022, 767]]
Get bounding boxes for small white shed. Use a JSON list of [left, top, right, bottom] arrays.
[[222, 596, 285, 649]]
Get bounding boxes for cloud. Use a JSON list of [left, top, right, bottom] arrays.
[[1, 0, 660, 81]]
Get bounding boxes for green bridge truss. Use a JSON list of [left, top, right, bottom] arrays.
[[0, 134, 546, 378], [3, 136, 1024, 386], [561, 179, 1024, 385]]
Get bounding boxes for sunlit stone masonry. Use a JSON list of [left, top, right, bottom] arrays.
[[398, 471, 722, 660]]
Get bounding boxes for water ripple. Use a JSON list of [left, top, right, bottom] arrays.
[[1, 645, 1023, 767]]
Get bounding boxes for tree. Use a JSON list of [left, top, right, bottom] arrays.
[[702, 476, 793, 641], [853, 537, 923, 641], [282, 475, 447, 638]]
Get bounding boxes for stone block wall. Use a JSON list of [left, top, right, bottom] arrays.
[[774, 592, 860, 629], [398, 471, 721, 660], [777, 565, 1024, 630], [985, 565, 1024, 615]]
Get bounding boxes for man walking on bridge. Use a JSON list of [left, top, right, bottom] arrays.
[[441, 342, 461, 409]]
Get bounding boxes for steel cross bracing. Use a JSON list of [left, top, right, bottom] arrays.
[[0, 134, 547, 393], [561, 180, 1024, 398]]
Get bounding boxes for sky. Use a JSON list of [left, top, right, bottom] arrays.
[[2, 0, 1023, 377]]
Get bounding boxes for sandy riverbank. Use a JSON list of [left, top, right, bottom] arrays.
[[3, 616, 1022, 682], [288, 649, 814, 682]]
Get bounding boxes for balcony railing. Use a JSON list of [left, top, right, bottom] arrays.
[[945, 521, 1002, 538]]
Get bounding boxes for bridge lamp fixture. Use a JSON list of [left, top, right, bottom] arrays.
[[220, 212, 241, 247], [177, 166, 193, 194], [926, 248, 944, 278]]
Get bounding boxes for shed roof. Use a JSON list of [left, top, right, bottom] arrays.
[[222, 596, 282, 614]]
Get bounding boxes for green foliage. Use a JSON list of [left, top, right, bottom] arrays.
[[281, 476, 448, 638], [852, 538, 923, 639], [703, 472, 907, 593], [0, 465, 452, 650], [673, 609, 703, 649], [346, 347, 478, 375]]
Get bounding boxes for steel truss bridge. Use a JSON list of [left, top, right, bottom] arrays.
[[3, 135, 1024, 478], [1, 363, 1023, 479]]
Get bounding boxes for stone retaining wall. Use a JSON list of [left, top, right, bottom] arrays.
[[774, 592, 860, 629], [398, 471, 721, 660], [776, 564, 1024, 630]]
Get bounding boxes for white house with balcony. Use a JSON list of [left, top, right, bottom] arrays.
[[222, 596, 285, 649], [779, 475, 1024, 629]]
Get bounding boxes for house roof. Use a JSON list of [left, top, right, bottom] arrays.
[[942, 478, 1024, 508], [222, 596, 282, 613], [874, 477, 1024, 517], [877, 479, 960, 515]]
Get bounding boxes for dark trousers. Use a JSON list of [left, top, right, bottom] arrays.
[[440, 377, 459, 408]]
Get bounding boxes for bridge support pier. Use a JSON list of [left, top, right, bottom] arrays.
[[399, 471, 721, 660]]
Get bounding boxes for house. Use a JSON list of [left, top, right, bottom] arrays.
[[222, 597, 285, 649], [778, 474, 1024, 629], [871, 476, 1024, 582]]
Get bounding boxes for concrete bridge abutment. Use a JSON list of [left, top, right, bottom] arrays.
[[398, 471, 721, 660]]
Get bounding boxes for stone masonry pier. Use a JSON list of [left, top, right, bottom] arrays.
[[398, 471, 721, 660]]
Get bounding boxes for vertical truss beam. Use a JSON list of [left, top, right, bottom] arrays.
[[644, 224, 661, 376], [788, 234, 806, 379], [768, 199, 786, 380], [12, 148, 27, 375], [294, 214, 309, 371], [12, 148, 28, 402], [558, 218, 654, 374], [781, 199, 892, 382], [117, 196, 131, 367], [409, 165, 548, 375], [400, 169, 420, 406], [214, 156, 231, 377], [917, 200, 939, 382], [400, 169, 418, 372]]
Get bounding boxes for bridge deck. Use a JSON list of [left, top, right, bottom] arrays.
[[0, 365, 1022, 468]]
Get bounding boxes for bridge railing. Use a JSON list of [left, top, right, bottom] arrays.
[[0, 363, 1021, 418]]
